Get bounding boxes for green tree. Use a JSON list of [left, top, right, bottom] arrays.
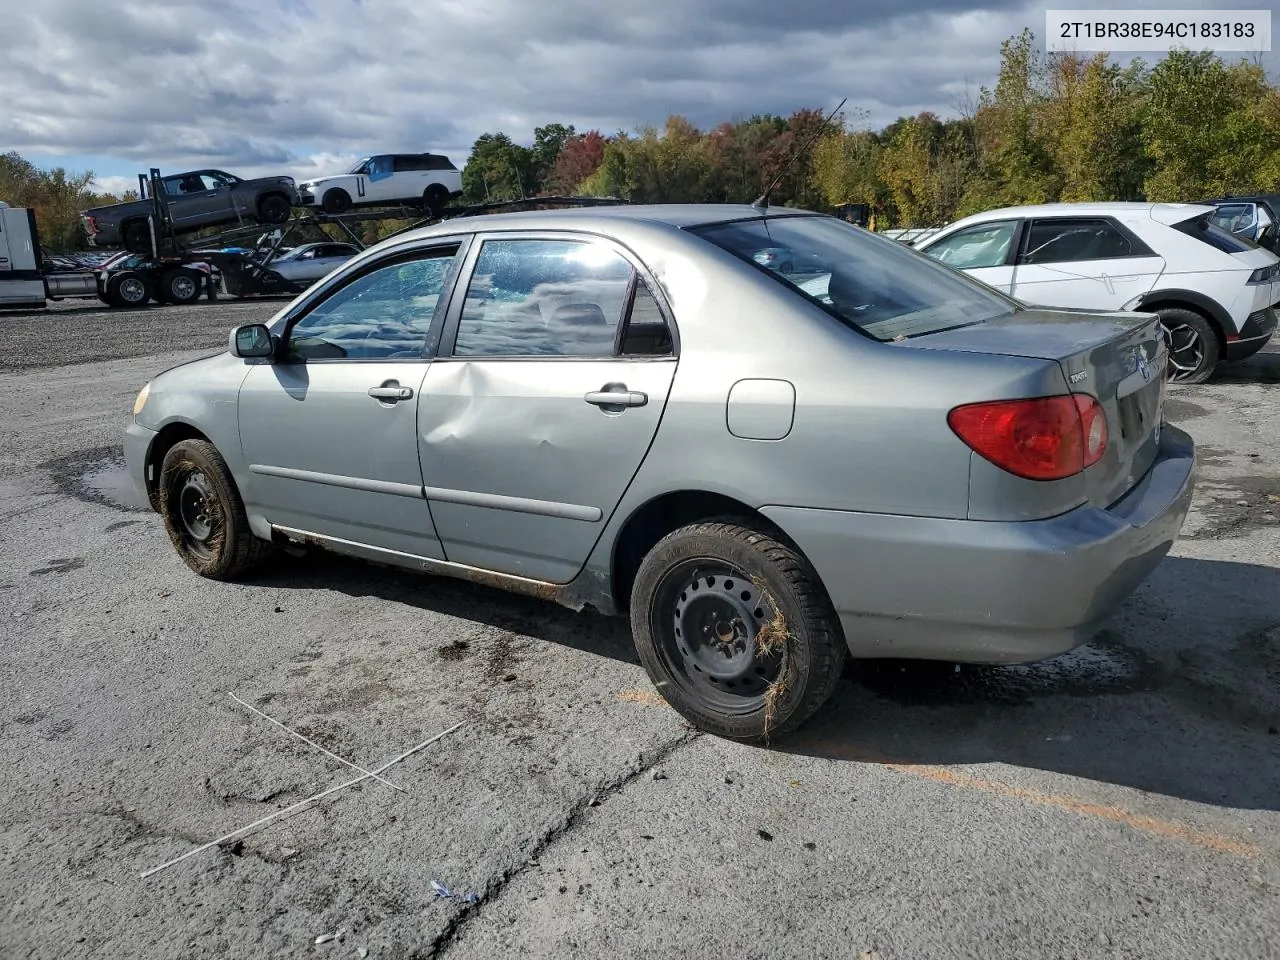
[[460, 133, 536, 203], [531, 123, 576, 189]]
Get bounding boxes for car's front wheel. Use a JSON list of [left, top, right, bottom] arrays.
[[158, 439, 271, 580], [1159, 307, 1219, 384], [629, 518, 847, 741]]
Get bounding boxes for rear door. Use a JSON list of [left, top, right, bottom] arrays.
[[917, 219, 1020, 294], [417, 232, 678, 583], [1011, 217, 1165, 310]]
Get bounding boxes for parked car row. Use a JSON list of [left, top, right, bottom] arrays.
[[81, 153, 463, 253], [854, 201, 1280, 384]]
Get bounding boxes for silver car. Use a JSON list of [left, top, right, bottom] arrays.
[[266, 242, 362, 285], [124, 204, 1195, 740]]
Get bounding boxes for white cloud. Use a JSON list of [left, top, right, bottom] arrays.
[[3, 0, 1272, 182]]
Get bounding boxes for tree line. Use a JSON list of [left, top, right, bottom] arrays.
[[5, 29, 1278, 252], [460, 30, 1280, 226]]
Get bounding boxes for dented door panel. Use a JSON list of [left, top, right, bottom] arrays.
[[417, 358, 677, 582]]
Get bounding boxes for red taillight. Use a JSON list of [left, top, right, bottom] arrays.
[[948, 394, 1107, 481]]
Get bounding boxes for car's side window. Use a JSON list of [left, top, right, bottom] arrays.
[[619, 280, 674, 356], [283, 246, 459, 362], [1021, 219, 1137, 264], [922, 221, 1017, 269], [452, 238, 636, 358]]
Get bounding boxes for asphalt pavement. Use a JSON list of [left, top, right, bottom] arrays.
[[1, 298, 1277, 959]]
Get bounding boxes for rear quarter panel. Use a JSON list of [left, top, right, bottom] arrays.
[[576, 222, 1068, 580]]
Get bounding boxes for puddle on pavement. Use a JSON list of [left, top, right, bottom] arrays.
[[854, 632, 1161, 707], [42, 445, 151, 513]]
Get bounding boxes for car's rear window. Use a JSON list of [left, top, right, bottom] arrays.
[[690, 214, 1014, 341], [1173, 213, 1261, 253]]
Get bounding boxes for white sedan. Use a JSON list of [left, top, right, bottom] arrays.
[[913, 202, 1280, 383]]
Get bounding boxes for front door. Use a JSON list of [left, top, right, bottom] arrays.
[[1011, 217, 1165, 311], [418, 233, 678, 583], [237, 241, 465, 557], [918, 219, 1019, 294], [365, 155, 397, 203]]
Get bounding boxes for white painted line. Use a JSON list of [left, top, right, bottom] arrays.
[[138, 720, 466, 879]]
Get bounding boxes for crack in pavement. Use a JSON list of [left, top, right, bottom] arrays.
[[426, 728, 701, 958]]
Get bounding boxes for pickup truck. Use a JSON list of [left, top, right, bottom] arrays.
[[82, 169, 300, 253]]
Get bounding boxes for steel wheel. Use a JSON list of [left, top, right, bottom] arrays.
[[169, 273, 198, 302], [653, 559, 784, 715], [176, 470, 219, 561], [117, 276, 147, 304]]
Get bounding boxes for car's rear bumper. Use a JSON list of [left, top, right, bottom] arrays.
[[761, 424, 1196, 665], [1225, 304, 1277, 362]]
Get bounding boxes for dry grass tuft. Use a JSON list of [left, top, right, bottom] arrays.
[[751, 576, 795, 741]]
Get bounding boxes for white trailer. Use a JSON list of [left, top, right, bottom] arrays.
[[0, 202, 48, 308]]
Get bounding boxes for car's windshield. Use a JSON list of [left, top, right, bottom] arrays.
[[691, 215, 1015, 341], [347, 158, 371, 175]]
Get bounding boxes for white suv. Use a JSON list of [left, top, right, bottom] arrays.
[[914, 202, 1280, 382], [297, 153, 463, 217]]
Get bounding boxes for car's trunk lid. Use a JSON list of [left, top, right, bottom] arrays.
[[902, 307, 1166, 507]]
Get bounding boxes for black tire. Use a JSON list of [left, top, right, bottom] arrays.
[[422, 184, 450, 217], [161, 268, 202, 305], [122, 221, 152, 254], [321, 188, 352, 214], [158, 439, 272, 580], [257, 193, 292, 224], [104, 271, 150, 308], [629, 518, 847, 741], [1159, 307, 1220, 384]]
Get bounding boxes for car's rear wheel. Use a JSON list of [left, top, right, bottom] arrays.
[[161, 268, 202, 305], [422, 184, 450, 217], [629, 518, 847, 741], [158, 439, 272, 580], [257, 194, 292, 224], [122, 221, 152, 254], [104, 271, 150, 308], [1159, 308, 1219, 384], [321, 188, 352, 214]]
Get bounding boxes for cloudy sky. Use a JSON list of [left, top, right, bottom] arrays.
[[1, 0, 1272, 195]]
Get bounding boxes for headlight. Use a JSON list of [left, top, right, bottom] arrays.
[[133, 382, 150, 416]]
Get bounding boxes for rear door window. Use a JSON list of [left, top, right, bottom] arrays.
[[451, 238, 635, 357], [1020, 219, 1148, 264]]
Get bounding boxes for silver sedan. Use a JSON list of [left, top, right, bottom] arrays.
[[266, 242, 362, 285], [124, 204, 1195, 740]]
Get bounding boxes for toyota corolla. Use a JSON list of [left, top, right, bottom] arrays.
[[124, 204, 1195, 740]]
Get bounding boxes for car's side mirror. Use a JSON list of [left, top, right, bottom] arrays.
[[230, 323, 275, 359]]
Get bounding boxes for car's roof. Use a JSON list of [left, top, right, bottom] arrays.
[[920, 202, 1218, 239], [393, 203, 814, 242], [944, 201, 1213, 224]]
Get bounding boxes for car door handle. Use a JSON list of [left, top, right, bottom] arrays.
[[584, 387, 647, 408], [368, 383, 413, 401]]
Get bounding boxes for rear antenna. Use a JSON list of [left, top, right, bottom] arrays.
[[752, 96, 847, 211]]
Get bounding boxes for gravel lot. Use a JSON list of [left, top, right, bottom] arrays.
[[2, 297, 1278, 959]]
